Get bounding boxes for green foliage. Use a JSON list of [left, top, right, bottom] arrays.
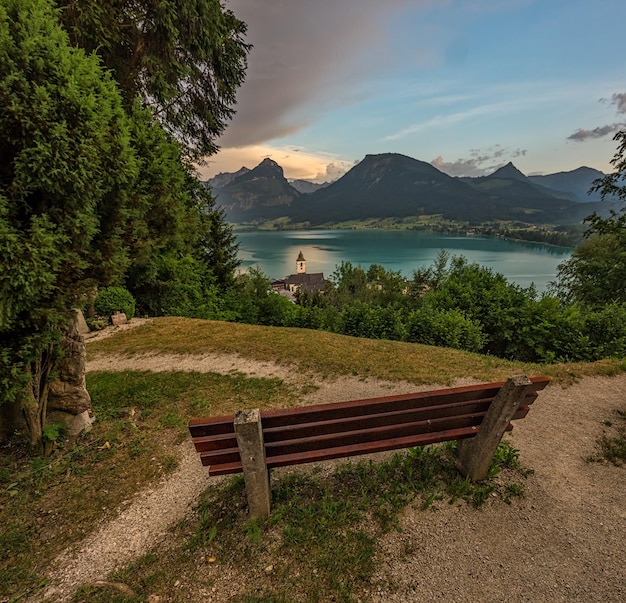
[[0, 0, 244, 447], [554, 130, 626, 308], [56, 0, 250, 159], [554, 232, 626, 307], [422, 255, 534, 357], [590, 130, 626, 204], [0, 0, 139, 445], [228, 268, 296, 326], [223, 252, 626, 364], [405, 306, 484, 351], [94, 287, 136, 321]]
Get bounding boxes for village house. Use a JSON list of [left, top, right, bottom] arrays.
[[272, 251, 327, 297]]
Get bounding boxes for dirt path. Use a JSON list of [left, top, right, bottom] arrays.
[[38, 341, 626, 602]]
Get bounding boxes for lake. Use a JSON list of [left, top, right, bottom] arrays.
[[236, 230, 572, 293]]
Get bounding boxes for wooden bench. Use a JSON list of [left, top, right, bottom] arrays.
[[189, 375, 549, 518]]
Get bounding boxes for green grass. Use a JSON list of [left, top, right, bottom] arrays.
[[3, 318, 626, 601], [0, 370, 301, 601], [86, 317, 626, 385], [77, 441, 529, 603]]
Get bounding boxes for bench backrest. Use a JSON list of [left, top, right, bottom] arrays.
[[189, 376, 550, 476]]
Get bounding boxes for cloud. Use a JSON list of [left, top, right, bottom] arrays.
[[569, 92, 626, 142], [431, 146, 528, 177], [219, 0, 436, 147], [567, 123, 624, 142], [197, 144, 353, 183], [612, 92, 626, 114]]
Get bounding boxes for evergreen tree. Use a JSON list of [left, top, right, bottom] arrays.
[[56, 0, 250, 159], [0, 0, 137, 447]]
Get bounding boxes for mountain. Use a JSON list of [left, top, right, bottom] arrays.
[[464, 161, 582, 211], [528, 166, 608, 202], [486, 162, 528, 182], [288, 153, 484, 223], [204, 154, 603, 226], [287, 154, 584, 225], [210, 158, 301, 221], [289, 179, 328, 194], [205, 166, 250, 189]]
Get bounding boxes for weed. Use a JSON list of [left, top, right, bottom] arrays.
[[588, 409, 626, 465]]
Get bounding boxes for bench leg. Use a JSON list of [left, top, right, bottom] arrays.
[[234, 409, 271, 519], [457, 375, 532, 481]]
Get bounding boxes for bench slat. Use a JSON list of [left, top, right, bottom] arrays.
[[264, 407, 528, 457], [192, 400, 532, 455], [259, 377, 547, 429], [263, 397, 495, 442], [206, 423, 516, 476]]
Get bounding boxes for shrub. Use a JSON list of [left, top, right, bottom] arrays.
[[94, 286, 136, 320], [405, 307, 484, 352]]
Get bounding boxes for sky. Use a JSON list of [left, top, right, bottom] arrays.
[[198, 0, 626, 183]]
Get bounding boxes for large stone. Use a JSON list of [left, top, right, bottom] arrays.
[[47, 317, 92, 415], [74, 308, 90, 335], [46, 409, 94, 437], [111, 312, 127, 326]]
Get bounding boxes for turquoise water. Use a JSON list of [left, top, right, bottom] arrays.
[[236, 230, 572, 293]]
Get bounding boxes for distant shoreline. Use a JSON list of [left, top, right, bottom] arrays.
[[231, 219, 580, 248]]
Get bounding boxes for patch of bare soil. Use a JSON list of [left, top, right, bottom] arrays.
[[36, 347, 626, 602]]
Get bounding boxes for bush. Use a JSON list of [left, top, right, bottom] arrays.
[[405, 307, 485, 352], [94, 286, 136, 321]]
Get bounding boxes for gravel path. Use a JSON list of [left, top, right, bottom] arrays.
[[35, 328, 626, 602]]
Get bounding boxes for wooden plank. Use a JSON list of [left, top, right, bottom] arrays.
[[264, 407, 527, 457], [188, 377, 549, 436], [265, 412, 487, 457], [200, 446, 240, 467], [192, 432, 238, 453], [262, 398, 494, 442], [206, 421, 517, 476], [189, 416, 235, 438], [260, 387, 501, 428], [260, 377, 548, 429]]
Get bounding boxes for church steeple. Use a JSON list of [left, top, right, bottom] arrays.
[[296, 250, 306, 274]]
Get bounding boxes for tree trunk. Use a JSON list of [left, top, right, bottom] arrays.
[[22, 345, 54, 454]]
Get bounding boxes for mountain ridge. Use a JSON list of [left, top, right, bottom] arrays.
[[205, 154, 611, 225]]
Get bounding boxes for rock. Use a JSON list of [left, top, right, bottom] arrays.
[[47, 316, 92, 415], [74, 308, 90, 334], [46, 409, 94, 437], [111, 312, 128, 325]]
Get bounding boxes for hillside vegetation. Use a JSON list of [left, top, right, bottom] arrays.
[[2, 319, 626, 602]]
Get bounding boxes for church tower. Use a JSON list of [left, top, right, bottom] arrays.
[[296, 250, 306, 274]]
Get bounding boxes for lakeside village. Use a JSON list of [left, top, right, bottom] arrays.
[[267, 250, 409, 300]]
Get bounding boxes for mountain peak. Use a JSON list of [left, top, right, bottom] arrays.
[[488, 162, 527, 181], [255, 157, 284, 177]]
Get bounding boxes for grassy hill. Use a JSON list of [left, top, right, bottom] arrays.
[[87, 317, 626, 384], [2, 318, 625, 602]]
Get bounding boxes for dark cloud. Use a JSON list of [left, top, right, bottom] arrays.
[[612, 93, 626, 114], [432, 146, 528, 177], [569, 92, 626, 142], [220, 0, 432, 147], [567, 123, 624, 142]]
